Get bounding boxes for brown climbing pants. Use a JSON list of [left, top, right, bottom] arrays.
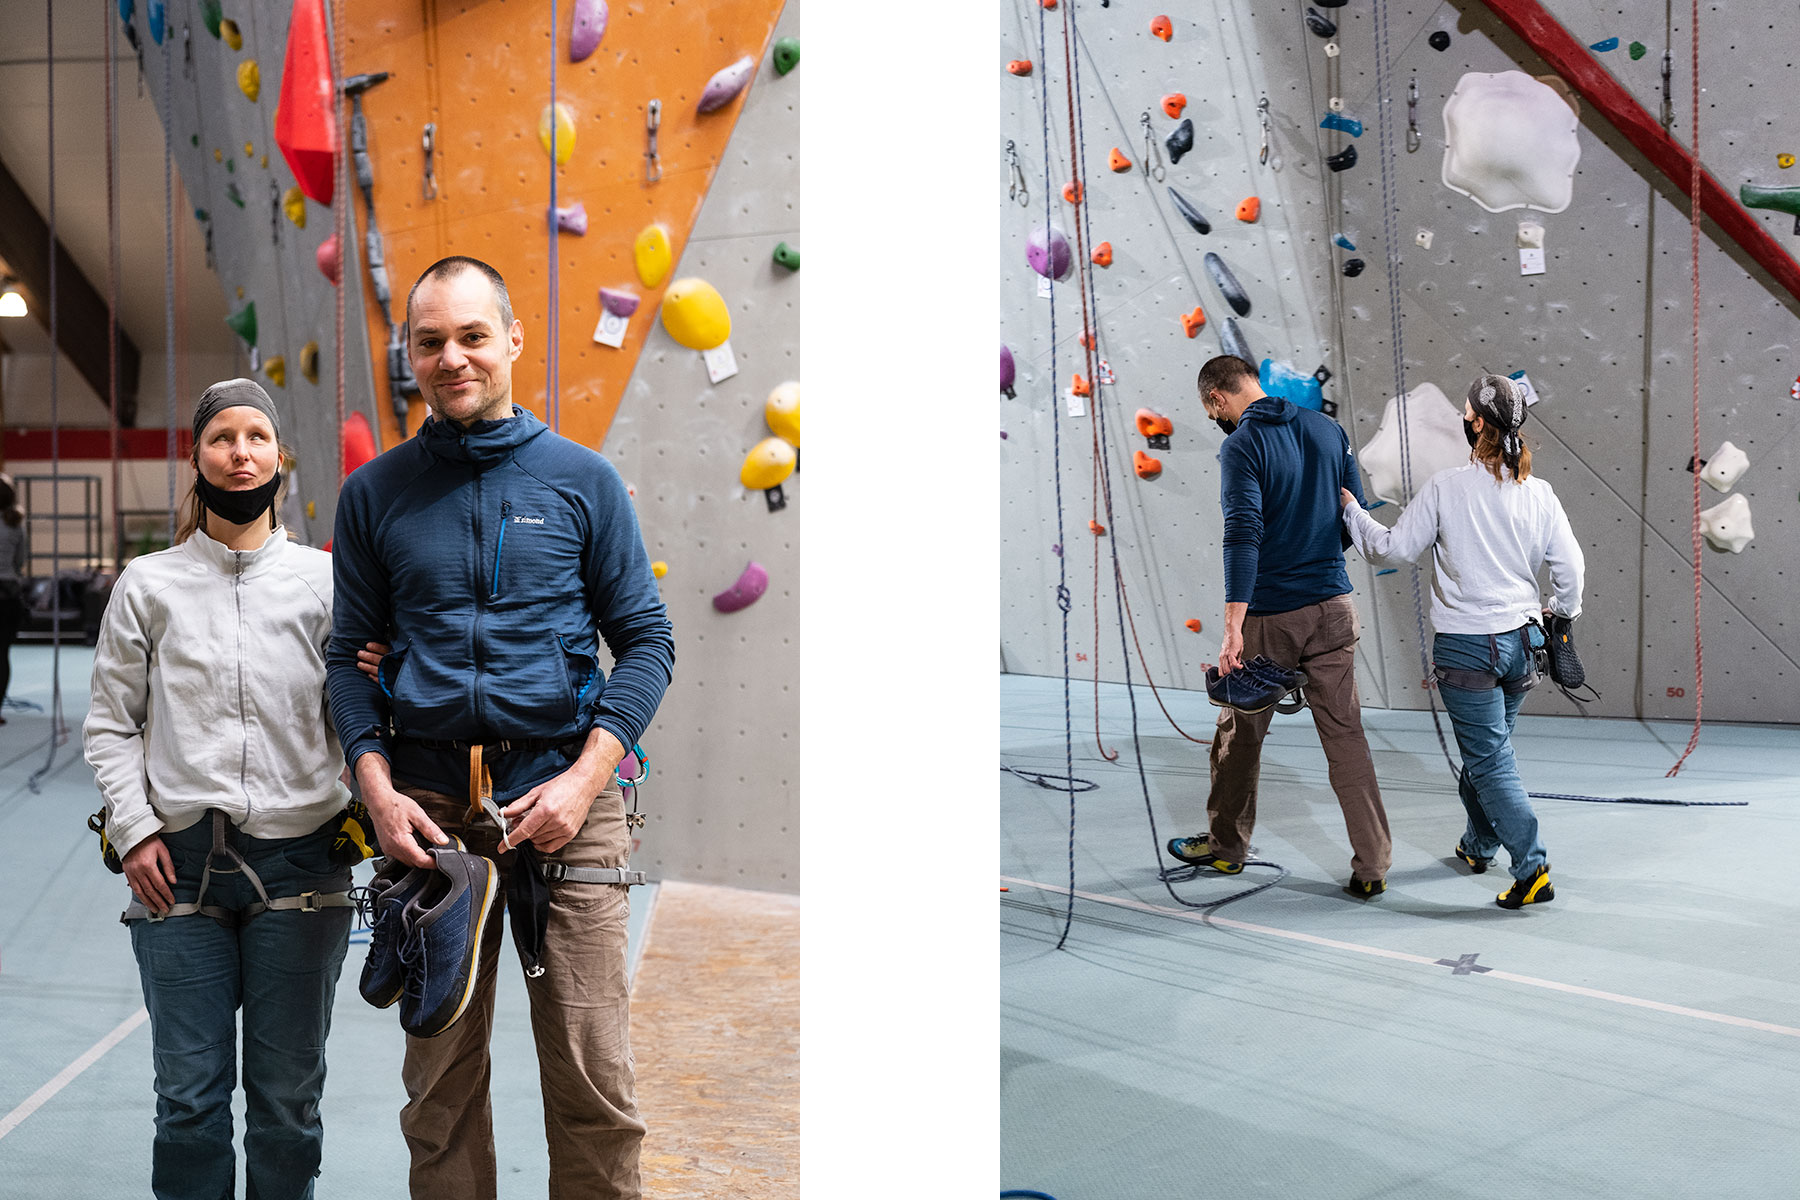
[[1205, 594, 1393, 884], [395, 781, 643, 1200]]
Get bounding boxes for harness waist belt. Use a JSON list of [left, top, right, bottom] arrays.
[[395, 736, 582, 753], [120, 809, 354, 926], [539, 861, 648, 886]]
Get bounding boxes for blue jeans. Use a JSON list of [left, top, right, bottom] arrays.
[[129, 816, 352, 1200], [1432, 629, 1549, 881]]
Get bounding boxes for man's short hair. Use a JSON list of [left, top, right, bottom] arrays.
[[405, 255, 515, 336], [1196, 355, 1257, 401]]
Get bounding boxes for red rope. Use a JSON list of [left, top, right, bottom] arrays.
[[103, 0, 121, 568], [332, 0, 348, 484], [1667, 0, 1704, 777]]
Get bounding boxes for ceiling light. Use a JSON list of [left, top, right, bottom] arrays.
[[0, 281, 25, 318]]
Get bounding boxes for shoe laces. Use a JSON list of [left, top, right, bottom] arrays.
[[348, 884, 381, 932], [397, 931, 430, 1006]]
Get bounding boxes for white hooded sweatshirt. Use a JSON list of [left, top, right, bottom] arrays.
[[84, 525, 350, 859]]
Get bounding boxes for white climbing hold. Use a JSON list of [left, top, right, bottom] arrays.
[[1441, 71, 1581, 213], [1699, 493, 1754, 553], [1358, 382, 1470, 505], [1700, 440, 1749, 492]]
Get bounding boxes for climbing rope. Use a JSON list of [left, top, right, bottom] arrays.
[[547, 0, 561, 433], [104, 0, 122, 567], [28, 0, 67, 792], [333, 0, 348, 484], [1666, 0, 1705, 777], [163, 14, 177, 544]]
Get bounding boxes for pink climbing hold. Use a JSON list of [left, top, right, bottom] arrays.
[[600, 287, 640, 318], [698, 55, 756, 114], [316, 233, 340, 284], [712, 561, 769, 613], [569, 0, 607, 62], [553, 200, 588, 234]]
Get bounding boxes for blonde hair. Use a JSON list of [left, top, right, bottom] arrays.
[[1472, 422, 1533, 484]]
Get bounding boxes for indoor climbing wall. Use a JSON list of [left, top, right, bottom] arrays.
[[999, 0, 1800, 726], [597, 1, 799, 890], [129, 0, 382, 544]]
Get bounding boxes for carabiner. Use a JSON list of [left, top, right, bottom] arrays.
[[645, 99, 663, 184], [1405, 78, 1421, 154], [1140, 112, 1167, 182], [1006, 139, 1029, 208], [1257, 97, 1272, 167], [421, 122, 439, 200]]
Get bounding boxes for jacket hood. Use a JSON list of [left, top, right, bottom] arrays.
[[1242, 395, 1298, 425], [419, 404, 550, 468]]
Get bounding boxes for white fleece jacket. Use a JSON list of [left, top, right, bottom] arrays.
[[84, 526, 350, 859]]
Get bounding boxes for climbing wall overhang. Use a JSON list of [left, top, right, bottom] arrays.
[[340, 0, 790, 452]]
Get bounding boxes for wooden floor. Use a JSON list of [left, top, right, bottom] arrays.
[[633, 880, 800, 1198]]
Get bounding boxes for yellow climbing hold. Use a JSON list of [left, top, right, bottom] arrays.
[[305, 500, 316, 519], [765, 380, 800, 445], [299, 340, 319, 384], [260, 154, 268, 168], [237, 60, 261, 103], [263, 355, 286, 388], [282, 186, 307, 228], [236, 286, 245, 299], [538, 102, 576, 165], [634, 223, 672, 288], [220, 18, 242, 50], [651, 561, 668, 578], [659, 278, 732, 351], [1781, 153, 1796, 169], [214, 148, 223, 163], [244, 141, 254, 157], [740, 437, 797, 491]]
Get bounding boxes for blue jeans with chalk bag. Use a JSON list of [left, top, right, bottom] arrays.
[[1432, 628, 1550, 882]]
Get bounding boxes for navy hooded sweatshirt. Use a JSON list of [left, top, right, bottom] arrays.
[[326, 406, 675, 802], [1219, 395, 1367, 615]]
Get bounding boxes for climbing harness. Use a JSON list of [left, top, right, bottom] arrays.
[[1006, 139, 1029, 208], [1138, 111, 1166, 182], [421, 122, 439, 200], [118, 810, 356, 926], [645, 99, 663, 184], [1405, 77, 1420, 153]]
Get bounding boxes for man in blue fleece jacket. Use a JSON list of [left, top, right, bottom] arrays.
[[1166, 355, 1392, 898], [327, 256, 674, 1199]]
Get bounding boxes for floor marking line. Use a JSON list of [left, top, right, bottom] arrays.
[[1000, 876, 1800, 1040], [0, 1007, 149, 1140]]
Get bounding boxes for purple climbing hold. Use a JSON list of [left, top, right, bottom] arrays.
[[600, 287, 640, 318], [1052, 544, 1063, 557], [1001, 344, 1017, 398], [1027, 224, 1073, 280], [570, 0, 608, 62], [698, 55, 756, 114], [553, 201, 588, 234], [712, 560, 769, 613]]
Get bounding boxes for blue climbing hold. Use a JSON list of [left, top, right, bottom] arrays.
[[148, 1, 164, 44], [1261, 358, 1325, 412], [1334, 233, 1357, 251], [1376, 568, 1398, 576], [118, 0, 132, 22], [1320, 112, 1363, 138], [1589, 36, 1619, 51]]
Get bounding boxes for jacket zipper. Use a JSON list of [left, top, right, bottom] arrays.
[[492, 499, 512, 599], [235, 550, 251, 822], [473, 467, 486, 728]]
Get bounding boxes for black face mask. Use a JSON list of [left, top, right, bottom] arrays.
[[1463, 418, 1480, 448], [197, 471, 282, 527], [1215, 416, 1239, 437]]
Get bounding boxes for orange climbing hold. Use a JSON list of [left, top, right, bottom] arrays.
[[1162, 93, 1187, 119], [1135, 409, 1173, 439], [1041, 0, 1056, 7], [1071, 373, 1092, 397], [1007, 60, 1032, 76], [1180, 306, 1207, 338], [1090, 242, 1113, 267], [1134, 450, 1164, 480], [1236, 196, 1261, 223], [1151, 14, 1173, 41], [1062, 180, 1083, 205], [1185, 618, 1203, 633], [1078, 330, 1095, 350], [1088, 519, 1106, 536], [1109, 147, 1132, 173]]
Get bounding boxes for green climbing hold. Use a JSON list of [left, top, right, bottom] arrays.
[[189, 133, 199, 146], [1741, 182, 1800, 218], [225, 157, 235, 173], [773, 37, 799, 76], [225, 301, 257, 347], [225, 182, 245, 207], [201, 0, 221, 38], [1628, 40, 1646, 60], [773, 241, 799, 271]]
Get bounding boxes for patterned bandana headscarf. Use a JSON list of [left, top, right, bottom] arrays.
[[1467, 373, 1526, 460]]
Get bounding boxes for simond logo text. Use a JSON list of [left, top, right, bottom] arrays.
[[512, 515, 546, 525]]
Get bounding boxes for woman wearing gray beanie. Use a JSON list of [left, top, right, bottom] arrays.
[[1339, 374, 1586, 910], [83, 378, 358, 1199]]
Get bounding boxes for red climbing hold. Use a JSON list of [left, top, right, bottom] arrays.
[[273, 0, 336, 205], [1078, 330, 1095, 350], [1180, 306, 1207, 337], [1135, 409, 1173, 439], [341, 410, 377, 478], [1134, 450, 1163, 480], [316, 233, 341, 284], [1109, 147, 1132, 173], [1185, 618, 1203, 633], [1236, 197, 1261, 223], [1091, 242, 1113, 267], [1007, 60, 1033, 76], [1151, 15, 1172, 41], [1062, 180, 1083, 205], [1071, 374, 1092, 397], [1162, 93, 1187, 119], [1088, 520, 1107, 535]]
